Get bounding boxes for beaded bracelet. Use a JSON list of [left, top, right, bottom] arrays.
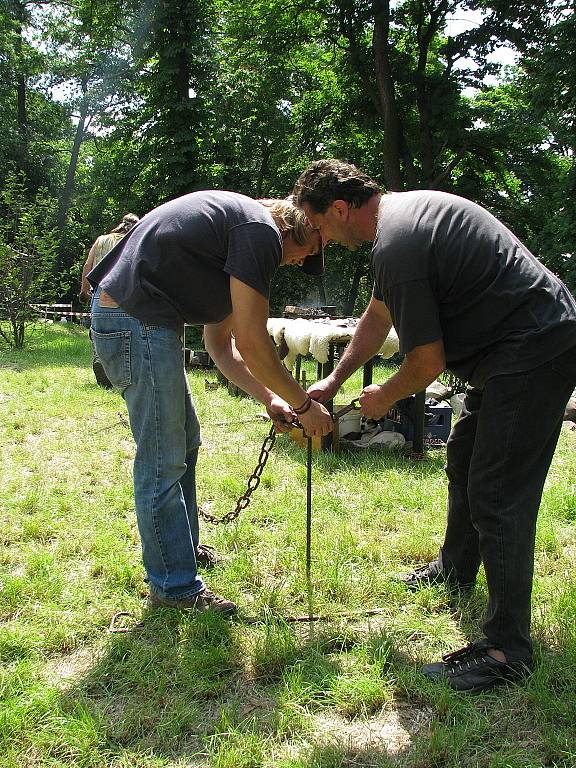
[[293, 394, 312, 415]]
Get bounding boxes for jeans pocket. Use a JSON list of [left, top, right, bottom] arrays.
[[91, 329, 132, 388]]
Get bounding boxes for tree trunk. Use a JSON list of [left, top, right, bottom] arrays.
[[256, 137, 271, 197], [343, 253, 368, 316], [339, 0, 380, 114], [16, 72, 27, 148], [57, 79, 90, 232], [372, 0, 404, 190], [314, 275, 327, 305], [416, 11, 434, 181], [13, 0, 28, 179], [415, 0, 448, 183]]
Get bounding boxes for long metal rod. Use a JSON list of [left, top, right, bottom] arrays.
[[284, 608, 387, 623], [306, 436, 313, 621]]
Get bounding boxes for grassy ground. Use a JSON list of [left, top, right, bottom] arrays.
[[1, 323, 575, 768]]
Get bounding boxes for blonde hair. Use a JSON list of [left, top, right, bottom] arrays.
[[259, 197, 313, 245], [111, 212, 139, 235]]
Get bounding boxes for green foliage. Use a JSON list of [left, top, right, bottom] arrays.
[[126, 0, 219, 201], [0, 172, 62, 348], [0, 0, 573, 305], [0, 0, 70, 193]]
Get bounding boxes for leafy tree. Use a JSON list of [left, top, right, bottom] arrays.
[[450, 2, 575, 287], [0, 0, 68, 193], [35, 0, 137, 274], [127, 0, 218, 201], [0, 172, 61, 348], [1, 0, 571, 314], [516, 2, 576, 287]]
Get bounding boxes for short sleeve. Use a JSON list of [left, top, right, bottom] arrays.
[[224, 222, 282, 299], [385, 279, 443, 355]]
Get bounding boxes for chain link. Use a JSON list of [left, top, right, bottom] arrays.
[[199, 424, 277, 525], [197, 397, 359, 525]]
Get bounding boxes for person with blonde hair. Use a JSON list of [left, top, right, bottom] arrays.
[[87, 190, 332, 615], [80, 213, 140, 387], [258, 197, 311, 247]]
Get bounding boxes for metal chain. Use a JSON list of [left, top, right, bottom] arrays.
[[198, 396, 359, 526], [199, 424, 277, 525]]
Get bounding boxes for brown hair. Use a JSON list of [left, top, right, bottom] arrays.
[[111, 213, 139, 235], [293, 159, 380, 213]]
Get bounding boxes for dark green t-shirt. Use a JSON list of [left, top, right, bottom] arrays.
[[372, 190, 576, 386], [88, 191, 282, 330]]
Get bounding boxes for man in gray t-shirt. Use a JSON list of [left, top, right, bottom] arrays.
[[88, 192, 333, 614], [293, 159, 576, 693]]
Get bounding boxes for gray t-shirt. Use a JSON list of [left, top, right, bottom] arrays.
[[88, 191, 282, 330], [372, 190, 576, 386]]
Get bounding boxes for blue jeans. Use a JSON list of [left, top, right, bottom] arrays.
[[91, 291, 204, 599], [441, 345, 576, 662]]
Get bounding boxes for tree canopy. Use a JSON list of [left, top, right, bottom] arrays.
[[0, 0, 573, 320]]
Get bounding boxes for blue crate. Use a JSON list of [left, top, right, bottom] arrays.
[[384, 400, 452, 448]]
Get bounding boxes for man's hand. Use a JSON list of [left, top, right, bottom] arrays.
[[266, 397, 296, 433], [358, 339, 446, 420], [298, 399, 333, 437], [79, 290, 91, 305], [359, 384, 395, 420], [307, 375, 339, 404]]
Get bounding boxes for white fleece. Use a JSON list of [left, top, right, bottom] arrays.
[[267, 318, 400, 369]]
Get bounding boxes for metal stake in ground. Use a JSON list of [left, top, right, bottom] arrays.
[[306, 435, 314, 625]]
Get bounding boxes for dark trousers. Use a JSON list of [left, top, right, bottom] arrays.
[[441, 346, 576, 663]]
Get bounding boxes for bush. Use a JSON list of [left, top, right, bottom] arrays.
[[0, 172, 63, 348]]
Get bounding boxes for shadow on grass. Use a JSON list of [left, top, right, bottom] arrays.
[[53, 610, 430, 766], [58, 609, 250, 761], [39, 597, 576, 767]]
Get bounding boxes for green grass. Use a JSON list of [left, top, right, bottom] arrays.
[[1, 323, 576, 767]]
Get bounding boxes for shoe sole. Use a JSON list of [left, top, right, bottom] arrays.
[[422, 669, 528, 693], [398, 575, 475, 593]]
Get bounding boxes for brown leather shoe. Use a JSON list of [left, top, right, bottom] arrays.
[[147, 587, 237, 615]]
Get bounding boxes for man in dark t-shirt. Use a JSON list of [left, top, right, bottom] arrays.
[[88, 192, 333, 614], [293, 159, 576, 692]]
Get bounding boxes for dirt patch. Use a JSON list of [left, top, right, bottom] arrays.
[[44, 646, 97, 689], [312, 702, 433, 756]]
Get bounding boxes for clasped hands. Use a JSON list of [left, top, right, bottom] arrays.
[[266, 379, 395, 436], [308, 377, 395, 421], [266, 395, 332, 437]]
